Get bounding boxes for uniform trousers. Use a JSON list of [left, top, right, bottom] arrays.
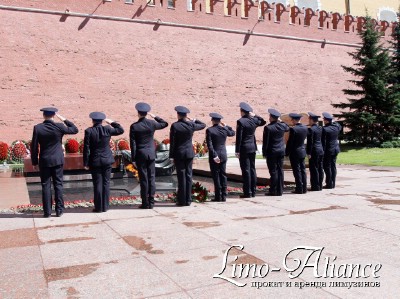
[[239, 152, 257, 196], [137, 159, 156, 207], [175, 158, 193, 206], [289, 156, 307, 193], [309, 154, 324, 191], [90, 165, 112, 212], [266, 155, 284, 196], [323, 154, 337, 189], [39, 164, 64, 216], [209, 159, 227, 201]]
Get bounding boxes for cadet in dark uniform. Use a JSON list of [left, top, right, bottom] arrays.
[[31, 107, 78, 218], [262, 109, 289, 196], [83, 112, 124, 212], [285, 113, 308, 194], [169, 106, 206, 206], [130, 102, 168, 209], [307, 112, 324, 191], [321, 112, 341, 189], [206, 113, 235, 202], [235, 102, 266, 198]]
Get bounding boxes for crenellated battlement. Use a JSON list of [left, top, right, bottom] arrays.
[[0, 0, 398, 43], [256, 2, 397, 37]]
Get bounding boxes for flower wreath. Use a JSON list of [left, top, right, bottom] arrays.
[[65, 138, 80, 154]]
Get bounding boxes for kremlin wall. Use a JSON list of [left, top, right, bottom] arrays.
[[0, 0, 398, 144]]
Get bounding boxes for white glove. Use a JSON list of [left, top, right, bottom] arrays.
[[213, 156, 221, 164]]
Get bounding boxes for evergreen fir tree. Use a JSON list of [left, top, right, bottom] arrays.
[[387, 14, 400, 137], [333, 16, 396, 145]]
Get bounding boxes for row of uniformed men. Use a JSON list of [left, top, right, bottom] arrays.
[[31, 101, 340, 217], [235, 102, 341, 199]]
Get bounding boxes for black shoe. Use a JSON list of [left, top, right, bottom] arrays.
[[221, 198, 226, 202], [303, 190, 307, 194], [251, 194, 256, 198], [239, 194, 251, 198], [92, 209, 101, 213], [139, 205, 149, 209], [56, 211, 64, 217], [185, 202, 191, 206], [211, 198, 221, 202], [323, 185, 333, 189], [43, 214, 51, 218]]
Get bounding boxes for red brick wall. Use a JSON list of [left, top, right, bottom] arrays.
[[0, 0, 396, 144]]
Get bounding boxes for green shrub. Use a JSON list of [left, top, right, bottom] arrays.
[[392, 140, 400, 148], [380, 142, 394, 148]]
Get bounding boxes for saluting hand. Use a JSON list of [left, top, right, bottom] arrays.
[[186, 116, 193, 121], [220, 122, 226, 127], [148, 113, 156, 118], [249, 112, 255, 118], [55, 113, 66, 122], [104, 118, 113, 124]]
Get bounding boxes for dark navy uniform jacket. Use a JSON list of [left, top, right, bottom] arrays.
[[169, 119, 206, 159], [83, 122, 124, 167], [262, 121, 289, 157], [285, 123, 308, 159], [206, 124, 235, 162], [322, 122, 341, 155], [307, 124, 324, 156], [235, 115, 266, 154], [31, 119, 78, 167], [130, 117, 168, 162]]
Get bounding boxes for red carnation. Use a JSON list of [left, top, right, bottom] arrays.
[[117, 139, 130, 150], [65, 138, 79, 153], [162, 138, 170, 145], [11, 141, 28, 161], [0, 142, 8, 161]]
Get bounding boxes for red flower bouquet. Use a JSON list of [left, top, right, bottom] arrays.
[[117, 138, 130, 151], [192, 181, 209, 202], [10, 140, 28, 162], [65, 138, 79, 154], [0, 142, 8, 161], [193, 139, 208, 157]]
